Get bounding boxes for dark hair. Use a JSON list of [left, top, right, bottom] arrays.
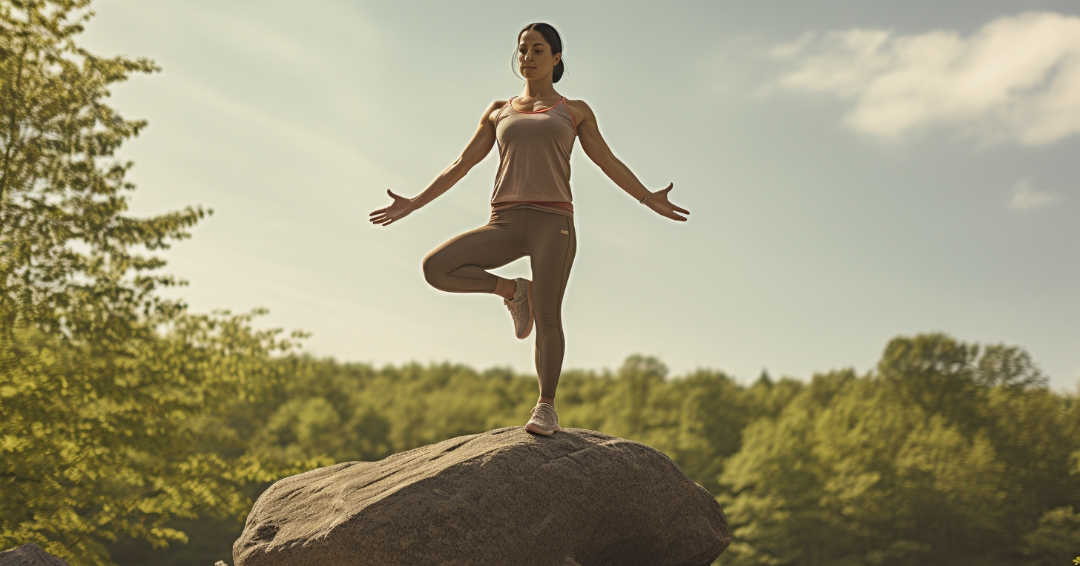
[[517, 22, 566, 83]]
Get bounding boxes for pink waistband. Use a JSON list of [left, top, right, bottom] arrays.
[[492, 201, 573, 212]]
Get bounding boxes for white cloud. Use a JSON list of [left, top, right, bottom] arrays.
[[772, 12, 1080, 145], [1009, 180, 1062, 211]]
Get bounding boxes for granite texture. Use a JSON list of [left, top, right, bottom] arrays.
[[0, 543, 71, 566], [234, 427, 730, 566]]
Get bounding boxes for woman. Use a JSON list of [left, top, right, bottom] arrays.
[[369, 22, 688, 436]]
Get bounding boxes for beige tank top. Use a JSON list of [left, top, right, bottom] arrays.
[[490, 97, 578, 216]]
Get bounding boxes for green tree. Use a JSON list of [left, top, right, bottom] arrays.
[[719, 335, 1079, 566], [1020, 507, 1080, 566], [0, 2, 302, 564], [1, 311, 297, 566], [0, 0, 204, 332]]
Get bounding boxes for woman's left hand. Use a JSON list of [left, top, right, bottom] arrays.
[[644, 183, 689, 222]]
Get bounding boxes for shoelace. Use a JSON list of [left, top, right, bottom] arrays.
[[508, 299, 529, 321], [531, 404, 557, 424]]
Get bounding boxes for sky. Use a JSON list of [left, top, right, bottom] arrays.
[[80, 0, 1079, 391]]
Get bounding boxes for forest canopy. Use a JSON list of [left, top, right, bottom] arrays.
[[1, 2, 1078, 566]]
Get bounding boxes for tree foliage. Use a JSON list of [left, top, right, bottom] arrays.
[[0, 2, 300, 565], [719, 334, 1079, 566], [1, 312, 301, 566], [0, 0, 204, 333]]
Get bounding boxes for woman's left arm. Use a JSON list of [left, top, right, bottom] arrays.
[[570, 99, 688, 222]]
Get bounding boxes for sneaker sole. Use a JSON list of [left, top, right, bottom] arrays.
[[518, 280, 534, 340], [524, 422, 562, 436]]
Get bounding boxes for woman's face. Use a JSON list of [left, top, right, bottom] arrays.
[[517, 29, 560, 81]]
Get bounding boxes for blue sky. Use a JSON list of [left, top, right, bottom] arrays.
[[83, 0, 1079, 390]]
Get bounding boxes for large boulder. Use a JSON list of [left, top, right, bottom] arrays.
[[235, 427, 729, 566], [0, 543, 70, 566]]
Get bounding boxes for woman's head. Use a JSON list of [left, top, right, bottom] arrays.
[[517, 22, 565, 83]]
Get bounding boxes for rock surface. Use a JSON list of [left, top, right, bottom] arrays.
[[0, 543, 71, 566], [234, 427, 730, 566]]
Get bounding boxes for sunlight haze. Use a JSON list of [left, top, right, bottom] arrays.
[[81, 0, 1080, 390]]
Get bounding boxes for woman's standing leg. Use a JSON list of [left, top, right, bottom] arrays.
[[524, 209, 577, 404]]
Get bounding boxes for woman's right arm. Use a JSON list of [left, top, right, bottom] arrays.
[[369, 100, 505, 226]]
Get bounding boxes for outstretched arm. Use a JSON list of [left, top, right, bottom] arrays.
[[572, 100, 688, 222], [370, 101, 504, 226]]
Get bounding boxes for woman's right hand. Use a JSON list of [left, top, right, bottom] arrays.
[[369, 190, 416, 226]]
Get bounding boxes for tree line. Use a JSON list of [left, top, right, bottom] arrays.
[[59, 340, 1080, 566], [2, 2, 1078, 565]]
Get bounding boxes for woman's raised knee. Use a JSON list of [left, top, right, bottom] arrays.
[[421, 251, 449, 290]]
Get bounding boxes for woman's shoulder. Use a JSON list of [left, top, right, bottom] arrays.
[[486, 99, 512, 112], [563, 98, 595, 125], [563, 98, 591, 110], [482, 99, 512, 125]]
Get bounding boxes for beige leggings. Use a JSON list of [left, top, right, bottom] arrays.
[[422, 207, 576, 399]]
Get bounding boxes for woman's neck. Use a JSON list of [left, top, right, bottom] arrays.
[[520, 78, 559, 100]]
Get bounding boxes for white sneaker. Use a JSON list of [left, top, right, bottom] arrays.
[[525, 403, 561, 436], [503, 278, 533, 339]]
